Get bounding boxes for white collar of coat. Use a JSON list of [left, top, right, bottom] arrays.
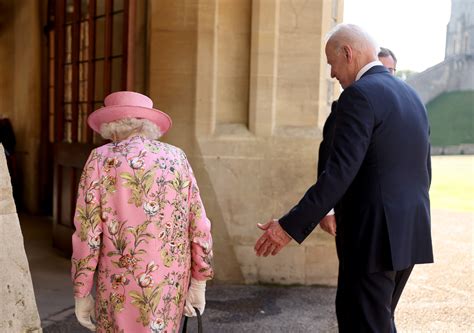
[[356, 60, 383, 81]]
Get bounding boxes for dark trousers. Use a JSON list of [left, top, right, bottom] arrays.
[[336, 264, 414, 333]]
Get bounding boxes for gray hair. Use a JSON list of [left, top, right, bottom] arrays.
[[99, 118, 163, 141], [378, 47, 397, 65], [326, 24, 379, 59]]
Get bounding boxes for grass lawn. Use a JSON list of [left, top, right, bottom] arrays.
[[430, 155, 474, 212], [427, 91, 474, 146]]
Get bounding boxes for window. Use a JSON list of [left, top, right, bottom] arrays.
[[48, 0, 132, 144]]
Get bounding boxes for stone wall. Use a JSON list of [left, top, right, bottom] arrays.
[[0, 145, 42, 332], [0, 0, 43, 213], [407, 0, 474, 105], [445, 0, 474, 58], [148, 0, 342, 285], [431, 144, 474, 155], [0, 0, 343, 286], [406, 55, 474, 104]]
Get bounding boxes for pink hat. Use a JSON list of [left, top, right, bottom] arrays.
[[87, 91, 172, 135]]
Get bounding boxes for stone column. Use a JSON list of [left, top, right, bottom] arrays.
[[249, 0, 280, 136], [0, 144, 42, 332], [148, 0, 342, 285]]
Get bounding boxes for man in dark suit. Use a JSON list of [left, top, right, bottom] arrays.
[[255, 24, 433, 332], [319, 47, 398, 236]]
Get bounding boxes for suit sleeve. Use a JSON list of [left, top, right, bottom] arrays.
[[427, 128, 432, 187], [279, 86, 374, 243], [317, 101, 338, 177], [71, 150, 103, 297], [187, 160, 214, 281]]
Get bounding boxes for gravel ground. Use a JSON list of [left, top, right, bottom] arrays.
[[43, 208, 473, 332], [396, 208, 473, 332], [43, 285, 338, 332]]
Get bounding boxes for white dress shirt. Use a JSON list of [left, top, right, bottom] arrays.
[[356, 60, 383, 81]]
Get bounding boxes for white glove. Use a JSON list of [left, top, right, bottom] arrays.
[[184, 278, 206, 317], [75, 294, 96, 331]]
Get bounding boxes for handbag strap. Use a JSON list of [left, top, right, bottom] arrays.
[[182, 307, 202, 333]]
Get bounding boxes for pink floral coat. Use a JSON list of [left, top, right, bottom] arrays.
[[71, 136, 213, 333]]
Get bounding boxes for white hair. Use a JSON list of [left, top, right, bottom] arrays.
[[99, 118, 163, 141], [326, 23, 380, 59]]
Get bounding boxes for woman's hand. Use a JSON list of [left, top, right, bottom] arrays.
[[75, 294, 96, 331], [184, 278, 206, 317]]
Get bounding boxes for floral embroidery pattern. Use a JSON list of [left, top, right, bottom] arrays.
[[72, 136, 213, 333]]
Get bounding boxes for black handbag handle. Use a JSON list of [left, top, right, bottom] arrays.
[[182, 307, 203, 333]]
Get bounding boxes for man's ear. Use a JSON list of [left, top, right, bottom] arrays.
[[343, 45, 353, 63]]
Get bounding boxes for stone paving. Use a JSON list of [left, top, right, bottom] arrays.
[[43, 285, 338, 333], [396, 209, 473, 332], [29, 206, 472, 332]]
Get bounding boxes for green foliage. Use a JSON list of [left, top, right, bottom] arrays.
[[169, 170, 190, 192], [161, 249, 173, 267], [76, 205, 101, 241], [129, 285, 163, 326], [426, 91, 474, 146], [396, 69, 418, 81], [129, 220, 154, 251], [120, 169, 155, 206]]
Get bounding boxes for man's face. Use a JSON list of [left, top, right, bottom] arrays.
[[325, 42, 355, 89], [379, 55, 396, 75]]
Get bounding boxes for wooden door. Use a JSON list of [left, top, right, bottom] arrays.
[[48, 0, 135, 255]]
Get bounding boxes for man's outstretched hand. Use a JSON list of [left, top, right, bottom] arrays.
[[254, 219, 292, 257]]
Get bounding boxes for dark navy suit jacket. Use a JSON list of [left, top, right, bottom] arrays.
[[317, 101, 338, 178], [280, 66, 433, 273]]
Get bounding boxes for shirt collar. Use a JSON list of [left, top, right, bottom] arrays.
[[356, 60, 383, 81]]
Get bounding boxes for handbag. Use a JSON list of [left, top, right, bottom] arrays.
[[182, 307, 203, 333]]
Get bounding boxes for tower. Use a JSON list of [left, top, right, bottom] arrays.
[[445, 0, 474, 58]]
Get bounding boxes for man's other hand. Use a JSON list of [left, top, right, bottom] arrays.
[[319, 215, 337, 236]]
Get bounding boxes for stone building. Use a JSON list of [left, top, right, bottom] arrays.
[[0, 0, 343, 286], [0, 145, 42, 332], [407, 0, 474, 104]]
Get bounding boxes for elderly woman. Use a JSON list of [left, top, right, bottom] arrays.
[[71, 91, 213, 333]]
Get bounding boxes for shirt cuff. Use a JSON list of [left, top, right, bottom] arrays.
[[326, 209, 335, 216]]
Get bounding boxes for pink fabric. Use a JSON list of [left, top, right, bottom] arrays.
[[104, 91, 153, 109], [71, 136, 213, 333], [87, 91, 172, 135]]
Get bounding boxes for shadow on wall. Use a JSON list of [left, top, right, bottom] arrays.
[[0, 118, 20, 205], [191, 143, 245, 284]]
